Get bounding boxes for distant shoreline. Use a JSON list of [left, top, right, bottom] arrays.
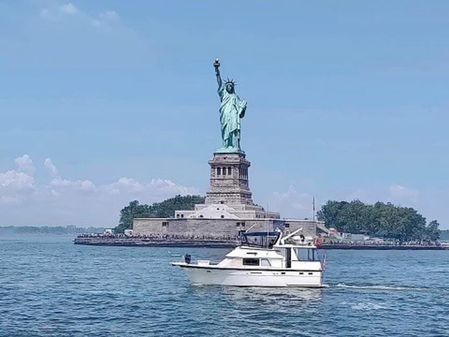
[[320, 244, 448, 250], [0, 225, 104, 235]]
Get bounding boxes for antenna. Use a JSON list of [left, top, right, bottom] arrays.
[[266, 219, 269, 249], [312, 196, 316, 221]]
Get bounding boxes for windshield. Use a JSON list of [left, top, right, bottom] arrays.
[[240, 231, 280, 248]]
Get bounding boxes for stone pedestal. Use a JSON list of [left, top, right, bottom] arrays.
[[173, 151, 280, 219], [205, 152, 254, 206]]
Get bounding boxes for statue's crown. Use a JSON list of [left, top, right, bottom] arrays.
[[225, 78, 236, 86]]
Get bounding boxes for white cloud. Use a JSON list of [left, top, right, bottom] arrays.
[[15, 154, 35, 174], [9, 1, 150, 73], [99, 10, 119, 21], [39, 3, 79, 20], [108, 177, 144, 194], [0, 155, 447, 227], [388, 184, 419, 203], [44, 158, 59, 176], [0, 169, 35, 204], [0, 154, 35, 204], [0, 170, 34, 191], [50, 176, 97, 193], [39, 2, 120, 30], [60, 3, 78, 15], [0, 155, 198, 226], [106, 177, 195, 197], [270, 183, 421, 221], [347, 184, 420, 206], [271, 185, 315, 219]]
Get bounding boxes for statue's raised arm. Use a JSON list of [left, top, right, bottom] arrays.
[[213, 59, 222, 89]]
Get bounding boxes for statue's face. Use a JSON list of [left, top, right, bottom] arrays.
[[225, 83, 234, 93]]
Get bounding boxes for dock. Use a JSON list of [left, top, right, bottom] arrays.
[[74, 234, 237, 248], [74, 234, 448, 250]]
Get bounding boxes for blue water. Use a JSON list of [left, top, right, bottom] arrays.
[[1, 235, 448, 337]]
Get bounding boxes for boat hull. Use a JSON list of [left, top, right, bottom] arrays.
[[174, 264, 323, 288]]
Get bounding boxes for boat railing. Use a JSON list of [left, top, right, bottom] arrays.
[[183, 255, 220, 265]]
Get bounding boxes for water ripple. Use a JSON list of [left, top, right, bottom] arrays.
[[0, 236, 448, 336]]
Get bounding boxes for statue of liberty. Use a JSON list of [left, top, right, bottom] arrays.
[[213, 59, 247, 152]]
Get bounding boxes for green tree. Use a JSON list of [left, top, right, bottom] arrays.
[[150, 195, 205, 218], [425, 220, 440, 241], [317, 200, 438, 241], [114, 200, 152, 233], [114, 195, 205, 233]]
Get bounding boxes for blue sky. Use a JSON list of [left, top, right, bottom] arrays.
[[1, 0, 449, 227]]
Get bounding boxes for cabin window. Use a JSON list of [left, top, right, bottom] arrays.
[[221, 215, 224, 219], [297, 248, 316, 261], [242, 258, 259, 266], [260, 259, 271, 267]]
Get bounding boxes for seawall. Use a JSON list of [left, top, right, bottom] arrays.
[[74, 235, 448, 250]]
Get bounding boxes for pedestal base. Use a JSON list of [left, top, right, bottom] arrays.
[[205, 152, 253, 206]]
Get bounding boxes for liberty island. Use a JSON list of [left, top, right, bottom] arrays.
[[74, 61, 445, 249], [75, 60, 328, 246], [129, 60, 328, 242]]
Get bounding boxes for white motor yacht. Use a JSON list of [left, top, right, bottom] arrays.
[[172, 229, 325, 287]]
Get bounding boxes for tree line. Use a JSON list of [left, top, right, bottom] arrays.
[[114, 195, 205, 233], [114, 196, 442, 242], [317, 200, 441, 241]]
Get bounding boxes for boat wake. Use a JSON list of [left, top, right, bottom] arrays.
[[350, 302, 388, 311], [334, 283, 427, 291]]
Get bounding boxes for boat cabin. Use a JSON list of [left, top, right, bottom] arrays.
[[216, 230, 321, 270]]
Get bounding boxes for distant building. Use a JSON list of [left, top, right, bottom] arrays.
[[341, 233, 369, 242]]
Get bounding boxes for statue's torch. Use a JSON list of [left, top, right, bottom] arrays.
[[214, 58, 220, 75]]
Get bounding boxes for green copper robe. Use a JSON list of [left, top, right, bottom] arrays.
[[218, 85, 247, 150]]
